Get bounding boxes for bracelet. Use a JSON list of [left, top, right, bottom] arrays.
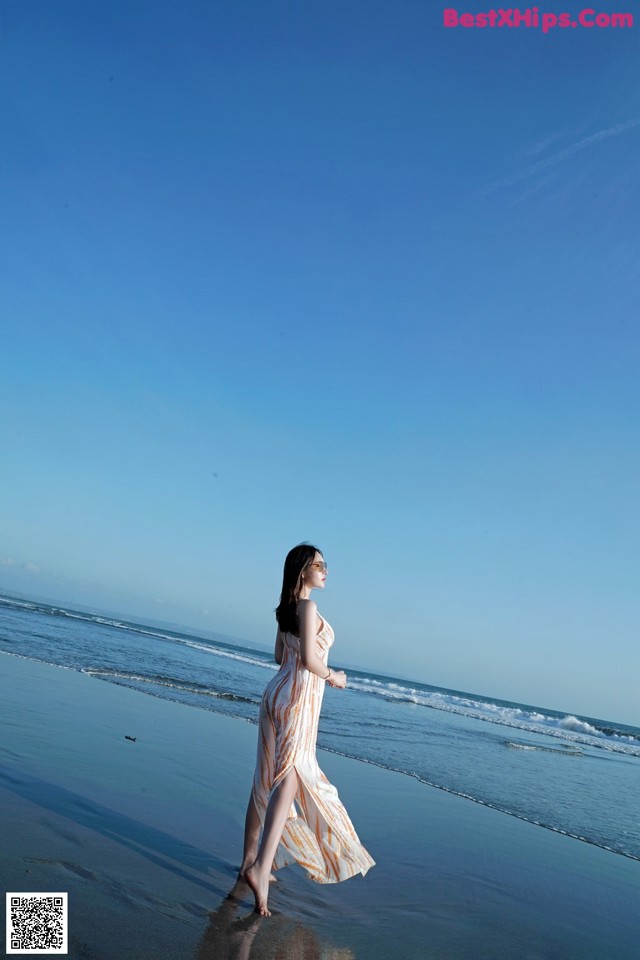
[[325, 668, 332, 682]]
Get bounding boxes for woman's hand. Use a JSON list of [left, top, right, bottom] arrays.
[[328, 670, 347, 689]]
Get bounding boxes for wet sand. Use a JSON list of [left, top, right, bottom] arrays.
[[1, 653, 638, 959]]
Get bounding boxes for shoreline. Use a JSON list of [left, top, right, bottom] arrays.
[[1, 652, 639, 959]]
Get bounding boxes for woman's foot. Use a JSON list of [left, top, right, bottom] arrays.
[[238, 861, 277, 883], [245, 863, 271, 917]]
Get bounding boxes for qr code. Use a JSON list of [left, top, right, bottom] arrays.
[[6, 893, 68, 954]]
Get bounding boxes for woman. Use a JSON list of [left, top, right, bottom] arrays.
[[240, 543, 375, 916]]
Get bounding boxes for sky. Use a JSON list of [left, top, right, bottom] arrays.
[[1, 0, 639, 725]]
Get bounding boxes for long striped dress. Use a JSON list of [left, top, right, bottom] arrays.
[[251, 614, 375, 883]]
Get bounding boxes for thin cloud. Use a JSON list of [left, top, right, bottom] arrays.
[[509, 173, 557, 207], [0, 558, 39, 573], [484, 118, 640, 195], [515, 129, 576, 161]]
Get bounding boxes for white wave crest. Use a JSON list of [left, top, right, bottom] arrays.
[[347, 679, 640, 758], [558, 716, 600, 736]]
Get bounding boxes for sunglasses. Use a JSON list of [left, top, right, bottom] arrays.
[[310, 560, 328, 573]]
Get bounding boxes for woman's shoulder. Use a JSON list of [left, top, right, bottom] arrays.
[[296, 598, 317, 612]]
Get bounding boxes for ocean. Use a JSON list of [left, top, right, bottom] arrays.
[[1, 593, 638, 863]]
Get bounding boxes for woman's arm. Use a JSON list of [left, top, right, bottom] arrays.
[[298, 600, 346, 687], [274, 628, 284, 665]]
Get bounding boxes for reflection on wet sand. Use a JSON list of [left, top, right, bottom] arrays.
[[197, 879, 355, 960]]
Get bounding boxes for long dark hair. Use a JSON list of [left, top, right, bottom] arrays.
[[275, 543, 323, 635]]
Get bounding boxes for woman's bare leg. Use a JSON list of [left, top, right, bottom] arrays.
[[238, 792, 262, 879], [238, 792, 278, 882], [245, 770, 298, 916]]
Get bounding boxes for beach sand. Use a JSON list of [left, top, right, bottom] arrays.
[[1, 653, 638, 959]]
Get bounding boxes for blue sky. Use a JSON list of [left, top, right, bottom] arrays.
[[1, 1, 639, 724]]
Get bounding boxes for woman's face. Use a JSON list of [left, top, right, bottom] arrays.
[[305, 552, 327, 591]]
